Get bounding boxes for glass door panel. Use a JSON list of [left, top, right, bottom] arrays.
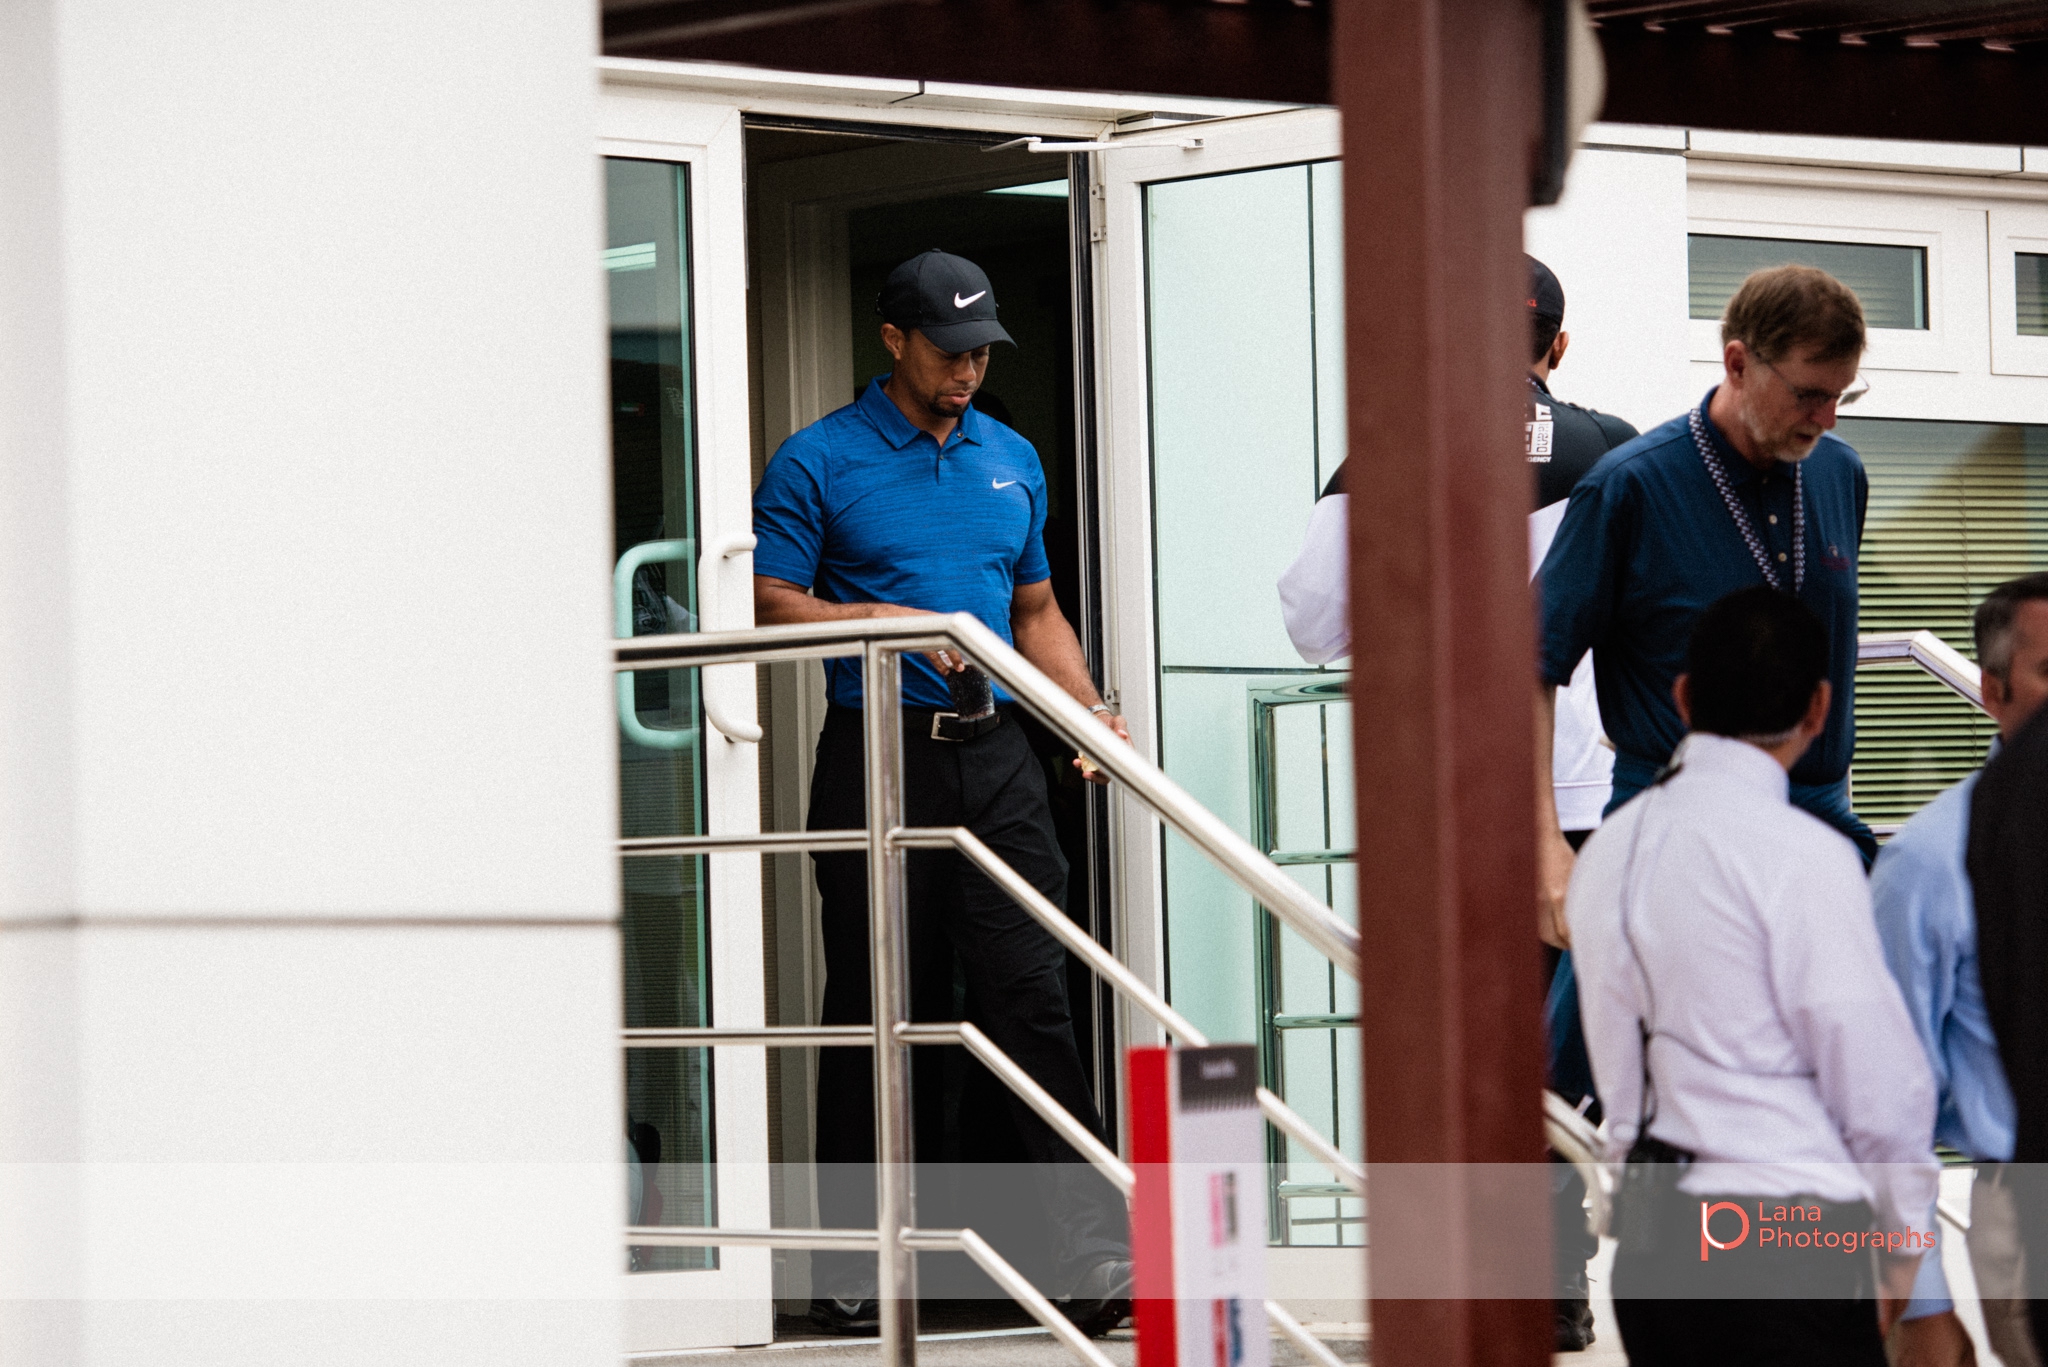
[[608, 156, 715, 1273], [1095, 113, 1358, 1247], [600, 87, 768, 1355]]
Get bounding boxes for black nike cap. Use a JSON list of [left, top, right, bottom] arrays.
[[877, 249, 1015, 351], [1527, 254, 1565, 322]]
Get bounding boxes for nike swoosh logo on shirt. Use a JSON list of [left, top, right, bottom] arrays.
[[992, 479, 1018, 489], [954, 291, 987, 309]]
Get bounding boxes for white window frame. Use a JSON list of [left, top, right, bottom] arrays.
[[1991, 204, 2048, 377], [1684, 188, 1984, 375]]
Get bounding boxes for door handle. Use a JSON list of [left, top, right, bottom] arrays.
[[615, 539, 699, 751], [697, 532, 762, 744]]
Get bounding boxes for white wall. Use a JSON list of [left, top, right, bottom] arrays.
[[1528, 129, 2048, 433], [1, 3, 621, 1363], [1524, 137, 1696, 434]]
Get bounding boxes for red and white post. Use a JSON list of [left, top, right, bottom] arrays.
[[1130, 1045, 1269, 1367]]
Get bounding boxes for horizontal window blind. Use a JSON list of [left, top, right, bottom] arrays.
[[1843, 417, 2048, 824], [1690, 235, 1927, 330], [2019, 253, 2048, 336]]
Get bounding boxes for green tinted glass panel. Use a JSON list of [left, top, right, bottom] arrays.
[[1689, 235, 1927, 330], [606, 157, 714, 1272], [1844, 417, 2048, 825], [1145, 162, 1359, 1247], [2018, 253, 2048, 336]]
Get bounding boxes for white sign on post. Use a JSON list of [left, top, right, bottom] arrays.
[[1130, 1044, 1269, 1367]]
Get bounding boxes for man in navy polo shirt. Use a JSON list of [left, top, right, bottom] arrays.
[[1537, 263, 1876, 943], [1535, 266, 1875, 1221], [753, 250, 1131, 1337]]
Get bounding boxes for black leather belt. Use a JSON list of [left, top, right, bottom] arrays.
[[928, 709, 1003, 742]]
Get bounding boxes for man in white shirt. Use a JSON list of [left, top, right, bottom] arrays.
[[1571, 586, 1938, 1364]]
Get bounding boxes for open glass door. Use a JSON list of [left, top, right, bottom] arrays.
[[1090, 110, 1362, 1249], [600, 94, 774, 1351]]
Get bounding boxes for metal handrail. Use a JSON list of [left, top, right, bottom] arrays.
[[899, 1020, 1136, 1193], [619, 821, 1367, 1198], [613, 615, 1360, 979], [613, 619, 1362, 1367], [628, 1063, 1340, 1367], [626, 1226, 1349, 1367], [1543, 1091, 1609, 1237], [1857, 630, 1984, 710], [630, 1225, 1117, 1367]]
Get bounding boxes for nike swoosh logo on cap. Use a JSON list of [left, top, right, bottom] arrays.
[[992, 479, 1018, 489], [954, 290, 987, 309]]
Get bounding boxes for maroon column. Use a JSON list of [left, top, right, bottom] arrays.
[[1335, 0, 1551, 1363]]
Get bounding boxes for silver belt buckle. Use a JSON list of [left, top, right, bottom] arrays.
[[931, 711, 962, 741]]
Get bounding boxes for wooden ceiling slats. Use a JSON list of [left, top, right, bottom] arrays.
[[598, 0, 2048, 145]]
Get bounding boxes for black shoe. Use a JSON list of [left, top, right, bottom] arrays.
[[1552, 1296, 1595, 1352], [1060, 1258, 1132, 1338], [808, 1295, 881, 1336]]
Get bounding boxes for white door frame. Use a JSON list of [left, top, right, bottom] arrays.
[[1088, 107, 1342, 1061], [600, 88, 774, 1353], [593, 72, 1335, 1342]]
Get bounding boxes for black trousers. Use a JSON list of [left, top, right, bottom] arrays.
[[1614, 1294, 1885, 1367], [1612, 1192, 1885, 1367], [808, 704, 1127, 1295]]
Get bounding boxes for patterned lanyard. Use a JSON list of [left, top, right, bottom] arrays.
[[1688, 406, 1804, 594]]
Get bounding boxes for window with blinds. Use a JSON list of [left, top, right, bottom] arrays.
[[1689, 235, 1928, 330], [1843, 417, 2048, 824], [2019, 252, 2048, 336]]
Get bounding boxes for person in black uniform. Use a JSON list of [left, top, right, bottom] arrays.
[[1526, 256, 1638, 1353], [1274, 257, 1636, 1350]]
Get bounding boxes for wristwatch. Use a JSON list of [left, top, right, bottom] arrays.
[[1088, 704, 1113, 717]]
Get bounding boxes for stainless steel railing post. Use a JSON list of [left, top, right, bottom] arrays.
[[863, 641, 918, 1367]]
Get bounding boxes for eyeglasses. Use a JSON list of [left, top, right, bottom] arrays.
[[1756, 356, 1869, 411]]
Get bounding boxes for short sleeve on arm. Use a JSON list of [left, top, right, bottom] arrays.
[[1012, 468, 1051, 586], [752, 437, 828, 590], [1537, 475, 1629, 687], [1592, 412, 1640, 448]]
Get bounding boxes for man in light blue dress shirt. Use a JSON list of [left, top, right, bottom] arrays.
[[1874, 572, 2048, 1367]]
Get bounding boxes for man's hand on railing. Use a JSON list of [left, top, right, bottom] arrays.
[[1073, 709, 1131, 786], [755, 576, 965, 678]]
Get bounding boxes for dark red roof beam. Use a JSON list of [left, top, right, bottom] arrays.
[[1598, 21, 2048, 143]]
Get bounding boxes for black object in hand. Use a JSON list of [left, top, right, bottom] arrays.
[[948, 665, 995, 720]]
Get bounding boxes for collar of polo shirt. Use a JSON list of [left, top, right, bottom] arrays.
[[859, 376, 986, 452]]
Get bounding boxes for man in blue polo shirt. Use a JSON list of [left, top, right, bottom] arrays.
[[753, 250, 1131, 1337]]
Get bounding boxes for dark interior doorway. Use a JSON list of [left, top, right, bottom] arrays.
[[745, 125, 1108, 1314]]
